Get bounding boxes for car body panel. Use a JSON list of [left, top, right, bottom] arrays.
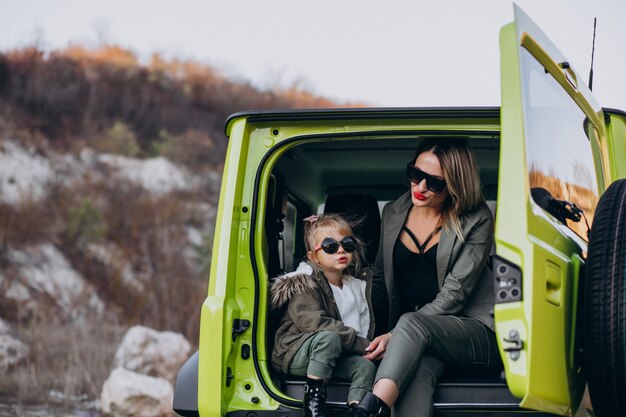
[[604, 109, 626, 180], [495, 5, 611, 415], [198, 118, 261, 416], [200, 110, 502, 414]]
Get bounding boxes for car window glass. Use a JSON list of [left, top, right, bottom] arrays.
[[521, 48, 599, 240]]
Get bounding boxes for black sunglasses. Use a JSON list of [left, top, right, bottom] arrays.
[[315, 236, 356, 254], [405, 164, 446, 194]]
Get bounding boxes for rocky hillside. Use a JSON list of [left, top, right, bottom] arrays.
[[0, 45, 346, 406]]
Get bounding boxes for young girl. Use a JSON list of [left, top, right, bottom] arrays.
[[271, 214, 377, 417]]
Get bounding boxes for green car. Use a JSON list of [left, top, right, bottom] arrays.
[[173, 6, 626, 417]]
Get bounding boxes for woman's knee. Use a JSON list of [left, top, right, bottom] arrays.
[[395, 313, 431, 342]]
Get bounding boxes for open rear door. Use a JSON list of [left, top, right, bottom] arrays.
[[495, 5, 609, 415]]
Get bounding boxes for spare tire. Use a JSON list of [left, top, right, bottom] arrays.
[[584, 179, 626, 417]]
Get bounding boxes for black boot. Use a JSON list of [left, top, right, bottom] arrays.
[[303, 377, 328, 417], [345, 392, 390, 417]]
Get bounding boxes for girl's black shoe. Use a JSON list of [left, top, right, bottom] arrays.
[[303, 377, 328, 417]]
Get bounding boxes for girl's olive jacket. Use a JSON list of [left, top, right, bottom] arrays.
[[372, 191, 495, 333], [270, 262, 375, 374]]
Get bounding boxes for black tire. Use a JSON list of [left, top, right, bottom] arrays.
[[584, 179, 626, 417]]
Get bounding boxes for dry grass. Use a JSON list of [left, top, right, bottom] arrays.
[[0, 321, 124, 403], [0, 199, 53, 249]]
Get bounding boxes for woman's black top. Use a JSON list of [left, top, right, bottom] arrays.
[[393, 225, 441, 315]]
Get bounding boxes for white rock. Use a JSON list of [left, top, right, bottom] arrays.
[[183, 226, 210, 274], [0, 319, 11, 334], [114, 325, 191, 383], [5, 244, 104, 322], [186, 226, 205, 248], [0, 318, 29, 371], [98, 154, 195, 194], [0, 139, 53, 204], [79, 147, 98, 166], [100, 367, 173, 417]]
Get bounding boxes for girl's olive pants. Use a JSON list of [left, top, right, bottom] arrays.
[[289, 330, 376, 403]]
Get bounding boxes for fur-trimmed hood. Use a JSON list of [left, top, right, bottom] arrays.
[[270, 262, 320, 308]]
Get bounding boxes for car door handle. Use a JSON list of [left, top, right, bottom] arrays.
[[545, 261, 562, 306]]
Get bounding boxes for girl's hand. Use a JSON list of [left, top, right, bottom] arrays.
[[363, 333, 392, 361]]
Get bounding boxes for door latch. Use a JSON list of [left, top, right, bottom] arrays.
[[232, 318, 250, 341], [503, 329, 523, 361], [226, 367, 234, 387]]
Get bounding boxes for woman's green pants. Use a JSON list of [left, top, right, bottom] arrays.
[[376, 312, 501, 417]]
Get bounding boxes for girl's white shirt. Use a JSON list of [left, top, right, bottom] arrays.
[[329, 275, 370, 338]]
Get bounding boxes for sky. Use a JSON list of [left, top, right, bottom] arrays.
[[2, 0, 625, 111]]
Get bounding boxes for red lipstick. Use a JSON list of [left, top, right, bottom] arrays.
[[413, 192, 425, 201]]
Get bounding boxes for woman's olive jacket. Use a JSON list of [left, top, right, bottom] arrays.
[[372, 191, 495, 332], [270, 262, 375, 374]]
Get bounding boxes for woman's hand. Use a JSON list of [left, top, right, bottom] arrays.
[[363, 333, 392, 361]]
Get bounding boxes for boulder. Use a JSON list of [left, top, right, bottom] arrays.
[[0, 318, 29, 371], [100, 367, 173, 417], [4, 243, 104, 322], [114, 325, 191, 383], [98, 154, 196, 194]]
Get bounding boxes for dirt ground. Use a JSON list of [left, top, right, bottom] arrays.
[[0, 401, 99, 417]]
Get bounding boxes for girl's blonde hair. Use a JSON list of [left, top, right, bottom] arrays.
[[303, 213, 364, 272], [411, 138, 486, 241]]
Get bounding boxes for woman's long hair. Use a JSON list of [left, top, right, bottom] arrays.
[[411, 138, 486, 241]]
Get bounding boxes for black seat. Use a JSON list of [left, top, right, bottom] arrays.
[[323, 193, 381, 265]]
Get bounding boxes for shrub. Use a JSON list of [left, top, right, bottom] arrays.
[[65, 198, 107, 247], [1, 44, 347, 155], [91, 121, 141, 157], [161, 128, 218, 171]]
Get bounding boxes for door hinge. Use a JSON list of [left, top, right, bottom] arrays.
[[503, 329, 524, 361]]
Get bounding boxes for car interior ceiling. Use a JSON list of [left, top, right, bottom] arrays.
[[272, 136, 499, 206]]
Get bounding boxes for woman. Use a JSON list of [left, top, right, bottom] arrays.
[[350, 138, 500, 417]]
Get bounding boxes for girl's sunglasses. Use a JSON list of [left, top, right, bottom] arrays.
[[405, 164, 446, 194], [315, 236, 356, 254]]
